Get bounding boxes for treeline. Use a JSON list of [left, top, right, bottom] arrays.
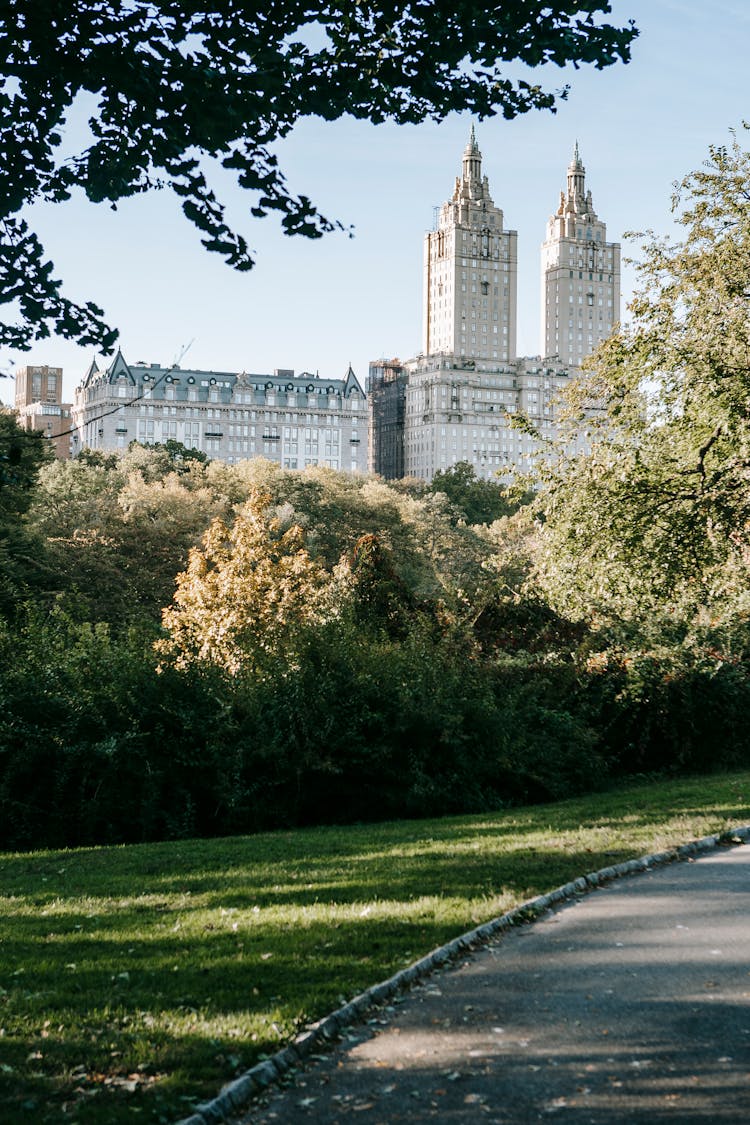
[[1, 416, 748, 851]]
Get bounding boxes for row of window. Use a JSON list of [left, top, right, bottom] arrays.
[[136, 403, 357, 427], [567, 270, 615, 282], [458, 259, 512, 270]]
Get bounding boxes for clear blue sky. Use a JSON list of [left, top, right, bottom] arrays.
[[2, 0, 748, 404]]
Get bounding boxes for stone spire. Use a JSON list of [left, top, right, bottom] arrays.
[[565, 141, 590, 215], [459, 123, 484, 200]]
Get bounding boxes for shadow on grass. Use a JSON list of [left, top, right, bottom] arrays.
[[0, 773, 749, 1123]]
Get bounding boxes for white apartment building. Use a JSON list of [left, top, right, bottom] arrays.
[[423, 126, 518, 362], [541, 143, 621, 365], [73, 350, 368, 472], [401, 354, 572, 481]]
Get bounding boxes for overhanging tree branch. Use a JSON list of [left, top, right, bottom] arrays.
[[0, 2, 637, 355]]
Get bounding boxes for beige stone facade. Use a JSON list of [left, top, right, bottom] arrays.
[[423, 127, 518, 363], [73, 351, 368, 471], [541, 144, 621, 366], [401, 354, 572, 482]]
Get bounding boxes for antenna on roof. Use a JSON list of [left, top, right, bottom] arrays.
[[173, 338, 195, 368]]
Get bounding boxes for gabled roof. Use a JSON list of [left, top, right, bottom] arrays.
[[106, 348, 134, 384], [82, 357, 100, 388], [343, 363, 366, 397]]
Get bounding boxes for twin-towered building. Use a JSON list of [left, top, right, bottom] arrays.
[[370, 129, 620, 480], [19, 130, 618, 482], [421, 128, 619, 370]]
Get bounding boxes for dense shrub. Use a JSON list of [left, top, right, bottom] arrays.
[[227, 617, 512, 827], [580, 647, 750, 777], [0, 613, 241, 848], [0, 605, 613, 850]]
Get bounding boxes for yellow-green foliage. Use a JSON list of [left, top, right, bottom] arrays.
[[159, 490, 328, 675]]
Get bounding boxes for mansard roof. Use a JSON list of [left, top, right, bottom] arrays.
[[78, 353, 366, 399]]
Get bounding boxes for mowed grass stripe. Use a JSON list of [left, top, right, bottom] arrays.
[[1, 771, 749, 1124]]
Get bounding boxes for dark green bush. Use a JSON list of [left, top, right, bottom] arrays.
[[580, 648, 750, 777], [0, 613, 241, 848], [4, 602, 750, 852]]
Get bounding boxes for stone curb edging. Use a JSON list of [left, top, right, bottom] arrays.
[[175, 824, 750, 1125]]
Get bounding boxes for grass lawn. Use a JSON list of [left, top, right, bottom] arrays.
[[1, 771, 749, 1124]]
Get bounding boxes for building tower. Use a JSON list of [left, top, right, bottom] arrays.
[[541, 144, 620, 366], [423, 126, 518, 362], [14, 363, 73, 459]]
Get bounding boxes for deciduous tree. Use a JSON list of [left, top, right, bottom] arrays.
[[429, 459, 521, 524], [158, 490, 329, 675], [535, 128, 750, 623], [0, 411, 52, 615], [0, 410, 50, 511], [1, 2, 636, 351]]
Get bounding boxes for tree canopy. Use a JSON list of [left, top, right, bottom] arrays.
[[534, 127, 750, 624], [0, 410, 51, 516], [3, 434, 750, 854], [1, 2, 636, 352], [429, 459, 523, 524], [158, 490, 329, 676]]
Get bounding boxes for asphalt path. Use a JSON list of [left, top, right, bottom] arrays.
[[237, 843, 750, 1124]]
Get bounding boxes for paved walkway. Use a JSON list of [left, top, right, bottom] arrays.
[[236, 844, 750, 1124]]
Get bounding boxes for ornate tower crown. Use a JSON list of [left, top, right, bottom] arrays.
[[457, 123, 484, 200], [566, 141, 589, 214]]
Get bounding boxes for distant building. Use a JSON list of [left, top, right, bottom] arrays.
[[367, 359, 407, 480], [540, 143, 621, 365], [370, 132, 619, 481], [14, 364, 73, 459], [72, 351, 368, 471], [400, 353, 572, 481], [423, 125, 518, 363]]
